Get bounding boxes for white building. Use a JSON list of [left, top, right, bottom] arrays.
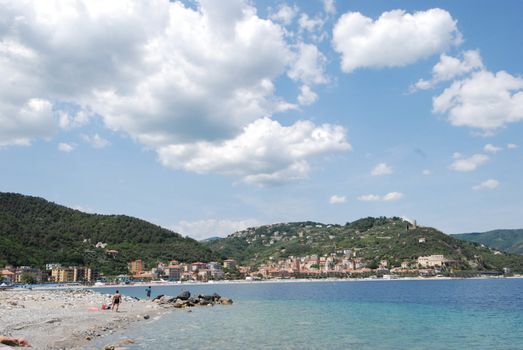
[[417, 255, 447, 267]]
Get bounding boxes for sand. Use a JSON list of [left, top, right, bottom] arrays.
[[0, 289, 168, 350]]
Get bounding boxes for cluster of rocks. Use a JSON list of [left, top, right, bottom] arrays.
[[152, 290, 233, 308]]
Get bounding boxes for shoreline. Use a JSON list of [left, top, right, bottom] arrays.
[[22, 274, 523, 292], [0, 289, 169, 350]]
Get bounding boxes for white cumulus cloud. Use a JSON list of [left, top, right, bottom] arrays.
[[58, 142, 75, 153], [383, 192, 404, 201], [449, 153, 489, 172], [323, 0, 336, 15], [433, 70, 523, 130], [329, 194, 346, 204], [357, 192, 404, 202], [0, 98, 56, 147], [411, 50, 483, 91], [269, 4, 298, 26], [473, 179, 500, 191], [0, 0, 344, 184], [371, 163, 393, 176], [298, 85, 318, 106], [157, 118, 351, 186], [422, 169, 432, 176], [333, 8, 461, 73], [82, 134, 110, 149], [288, 43, 328, 85], [507, 143, 518, 149], [484, 144, 502, 153]]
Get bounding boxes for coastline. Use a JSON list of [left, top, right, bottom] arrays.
[[25, 273, 523, 292], [0, 289, 168, 350], [87, 274, 523, 288]]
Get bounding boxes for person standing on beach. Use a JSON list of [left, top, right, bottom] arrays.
[[145, 286, 152, 299], [111, 290, 122, 312]]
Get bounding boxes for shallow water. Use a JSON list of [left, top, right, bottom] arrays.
[[91, 279, 523, 349]]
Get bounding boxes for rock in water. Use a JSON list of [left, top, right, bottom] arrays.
[[176, 291, 191, 300], [220, 298, 233, 305], [152, 294, 164, 301]]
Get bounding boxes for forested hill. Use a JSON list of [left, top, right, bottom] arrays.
[[204, 217, 523, 272], [455, 229, 523, 255], [0, 192, 217, 274]]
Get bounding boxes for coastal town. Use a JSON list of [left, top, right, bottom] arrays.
[[2, 251, 510, 286]]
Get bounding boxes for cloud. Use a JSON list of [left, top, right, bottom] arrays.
[[82, 134, 110, 149], [433, 70, 523, 130], [322, 0, 336, 15], [58, 142, 75, 153], [0, 0, 346, 184], [269, 4, 299, 26], [383, 192, 404, 201], [357, 192, 403, 202], [298, 85, 318, 105], [411, 50, 483, 91], [58, 110, 92, 130], [0, 98, 56, 147], [172, 218, 262, 240], [422, 169, 432, 176], [371, 163, 393, 176], [333, 9, 461, 73], [450, 153, 489, 172], [484, 144, 502, 153], [288, 43, 328, 85], [299, 13, 325, 33], [357, 194, 381, 202], [329, 195, 346, 204], [157, 118, 351, 186], [473, 179, 500, 191], [507, 143, 518, 149]]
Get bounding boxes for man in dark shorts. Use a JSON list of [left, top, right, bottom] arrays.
[[145, 286, 152, 299], [112, 290, 122, 312]]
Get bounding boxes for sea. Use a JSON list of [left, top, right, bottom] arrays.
[[90, 278, 523, 349]]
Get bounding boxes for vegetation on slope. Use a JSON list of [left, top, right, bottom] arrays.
[[0, 192, 218, 275], [205, 217, 523, 272], [455, 229, 523, 255]]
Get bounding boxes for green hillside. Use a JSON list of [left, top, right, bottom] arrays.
[[455, 229, 523, 255], [205, 217, 523, 272], [0, 192, 217, 275]]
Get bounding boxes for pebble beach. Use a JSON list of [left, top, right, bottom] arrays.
[[0, 289, 166, 350]]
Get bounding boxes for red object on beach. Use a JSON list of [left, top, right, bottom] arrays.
[[101, 304, 107, 310]]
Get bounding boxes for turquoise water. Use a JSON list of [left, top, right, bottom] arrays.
[[91, 279, 523, 349]]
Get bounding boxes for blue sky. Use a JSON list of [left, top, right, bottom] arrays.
[[1, 0, 522, 239]]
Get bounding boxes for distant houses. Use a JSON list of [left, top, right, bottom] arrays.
[[126, 258, 235, 282], [0, 264, 97, 284]]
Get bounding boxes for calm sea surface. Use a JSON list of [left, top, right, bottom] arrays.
[[90, 278, 523, 349]]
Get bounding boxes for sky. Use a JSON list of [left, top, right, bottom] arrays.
[[1, 0, 522, 240]]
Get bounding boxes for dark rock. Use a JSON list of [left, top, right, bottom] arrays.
[[152, 294, 164, 301], [176, 291, 191, 300], [212, 293, 221, 301], [199, 294, 213, 301], [143, 314, 150, 320]]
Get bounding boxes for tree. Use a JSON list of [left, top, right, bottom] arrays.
[[20, 272, 37, 285]]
